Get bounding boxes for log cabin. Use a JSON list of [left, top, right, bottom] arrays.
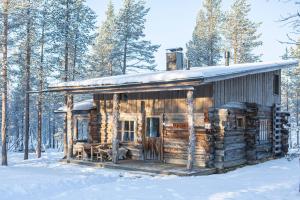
[[48, 51, 298, 172]]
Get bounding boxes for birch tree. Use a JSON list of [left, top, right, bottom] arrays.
[[186, 0, 223, 67], [224, 0, 262, 64]]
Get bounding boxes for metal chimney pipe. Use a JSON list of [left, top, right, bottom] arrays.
[[225, 51, 230, 66]]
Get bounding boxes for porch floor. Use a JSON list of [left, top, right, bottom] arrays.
[[61, 159, 217, 176]]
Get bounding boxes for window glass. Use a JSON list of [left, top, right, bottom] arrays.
[[146, 118, 160, 138], [259, 119, 269, 144], [78, 119, 88, 140], [236, 117, 244, 128], [122, 121, 134, 142], [273, 74, 279, 95]]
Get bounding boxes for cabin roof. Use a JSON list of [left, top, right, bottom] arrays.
[[55, 99, 95, 113], [49, 60, 298, 92]]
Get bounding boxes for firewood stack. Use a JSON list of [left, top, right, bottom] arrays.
[[278, 111, 290, 155], [209, 103, 247, 171], [244, 103, 259, 163]]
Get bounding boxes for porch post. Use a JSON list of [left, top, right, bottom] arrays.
[[74, 117, 78, 140], [112, 93, 120, 164], [67, 94, 74, 160], [187, 89, 195, 170]]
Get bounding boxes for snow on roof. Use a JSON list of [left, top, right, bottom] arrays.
[[55, 99, 95, 113], [49, 60, 298, 89]]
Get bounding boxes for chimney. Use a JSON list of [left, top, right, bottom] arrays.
[[186, 59, 191, 70], [166, 47, 184, 71], [225, 51, 230, 66]]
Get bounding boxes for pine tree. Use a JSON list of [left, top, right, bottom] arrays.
[[115, 0, 160, 74], [47, 0, 96, 157], [186, 0, 223, 67], [1, 0, 9, 166], [90, 0, 121, 77], [224, 0, 262, 64]]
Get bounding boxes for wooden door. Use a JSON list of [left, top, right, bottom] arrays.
[[144, 117, 162, 160]]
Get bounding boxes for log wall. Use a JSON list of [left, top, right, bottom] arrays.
[[91, 84, 214, 167], [210, 103, 279, 170], [209, 105, 247, 169]]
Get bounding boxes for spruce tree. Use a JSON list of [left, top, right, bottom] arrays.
[[186, 0, 223, 67], [224, 0, 262, 64], [115, 0, 160, 74]]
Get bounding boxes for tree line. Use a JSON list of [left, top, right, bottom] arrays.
[[187, 0, 262, 67], [0, 0, 266, 166]]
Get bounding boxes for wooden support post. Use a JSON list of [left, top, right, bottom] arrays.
[[67, 94, 74, 160], [112, 93, 120, 164], [74, 117, 78, 140], [187, 90, 195, 170]]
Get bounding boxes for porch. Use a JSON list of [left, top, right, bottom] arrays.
[[60, 159, 217, 176]]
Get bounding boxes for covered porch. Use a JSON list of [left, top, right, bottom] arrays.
[[53, 82, 205, 171]]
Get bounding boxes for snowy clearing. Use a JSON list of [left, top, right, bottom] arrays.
[[0, 151, 299, 200]]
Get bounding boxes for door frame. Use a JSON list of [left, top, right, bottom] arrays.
[[143, 114, 164, 161]]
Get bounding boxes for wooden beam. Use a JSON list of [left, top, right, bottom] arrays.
[[112, 93, 120, 164], [68, 86, 195, 95], [36, 81, 201, 94], [67, 94, 74, 160], [186, 89, 195, 170], [74, 117, 78, 140]]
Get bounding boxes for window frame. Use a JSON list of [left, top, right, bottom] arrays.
[[120, 120, 136, 143], [146, 116, 161, 138], [236, 116, 245, 129], [273, 74, 280, 95], [76, 116, 89, 141], [259, 119, 270, 144]]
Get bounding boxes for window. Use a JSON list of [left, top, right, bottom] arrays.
[[273, 74, 280, 95], [146, 118, 160, 137], [236, 117, 244, 129], [122, 121, 135, 142], [77, 119, 88, 140], [259, 119, 269, 143]]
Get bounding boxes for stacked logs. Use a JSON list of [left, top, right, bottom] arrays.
[[209, 103, 247, 170], [278, 111, 290, 154], [244, 103, 258, 162]]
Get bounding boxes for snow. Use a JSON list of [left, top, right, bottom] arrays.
[[0, 151, 299, 200], [49, 60, 298, 89], [55, 99, 95, 113]]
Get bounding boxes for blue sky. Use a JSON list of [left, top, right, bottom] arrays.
[[86, 0, 297, 70]]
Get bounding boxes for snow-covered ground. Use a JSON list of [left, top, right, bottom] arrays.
[[0, 151, 299, 200]]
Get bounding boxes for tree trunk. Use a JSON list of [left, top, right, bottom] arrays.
[[297, 91, 299, 146], [112, 93, 120, 164], [66, 94, 73, 160], [186, 90, 195, 170], [122, 40, 127, 74], [1, 0, 9, 166], [63, 0, 70, 158], [37, 11, 45, 158], [63, 112, 68, 157], [48, 113, 51, 148], [15, 119, 19, 151], [24, 0, 32, 160]]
